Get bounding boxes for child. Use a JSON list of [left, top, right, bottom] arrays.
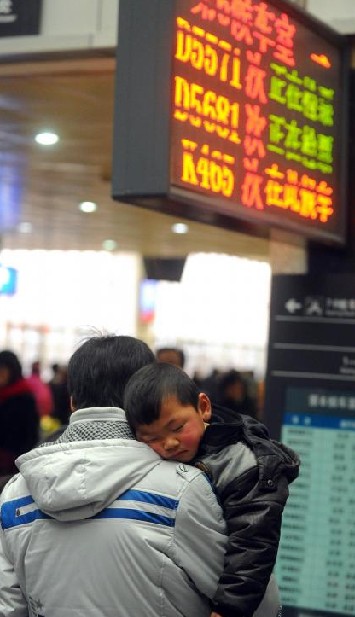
[[124, 362, 299, 617]]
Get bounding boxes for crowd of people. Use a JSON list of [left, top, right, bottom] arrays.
[[0, 346, 262, 489], [0, 340, 299, 616], [156, 346, 261, 419]]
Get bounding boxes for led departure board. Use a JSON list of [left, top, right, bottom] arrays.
[[112, 0, 349, 243]]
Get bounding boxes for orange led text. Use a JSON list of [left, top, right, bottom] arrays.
[[181, 140, 235, 198], [310, 53, 331, 69], [176, 18, 242, 88]]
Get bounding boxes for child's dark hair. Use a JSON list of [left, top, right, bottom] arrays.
[[124, 362, 200, 433]]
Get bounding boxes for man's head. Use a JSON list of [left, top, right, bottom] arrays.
[[155, 347, 185, 369], [67, 334, 155, 411], [31, 361, 41, 376], [219, 369, 245, 402], [124, 362, 211, 462]]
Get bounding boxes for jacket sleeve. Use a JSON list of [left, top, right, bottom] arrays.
[[208, 443, 289, 617], [173, 466, 227, 600], [0, 524, 28, 617]]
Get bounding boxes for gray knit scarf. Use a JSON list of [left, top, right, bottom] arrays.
[[41, 417, 134, 446]]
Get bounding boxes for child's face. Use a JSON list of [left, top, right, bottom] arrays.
[[136, 393, 211, 462]]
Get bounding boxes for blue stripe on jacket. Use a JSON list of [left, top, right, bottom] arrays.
[[119, 489, 178, 510], [0, 489, 178, 530]]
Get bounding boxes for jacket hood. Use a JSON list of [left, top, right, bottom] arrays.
[[16, 408, 161, 522], [239, 413, 300, 483], [204, 404, 300, 484]]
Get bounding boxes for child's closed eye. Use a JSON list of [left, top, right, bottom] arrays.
[[172, 425, 184, 433], [143, 436, 159, 444]]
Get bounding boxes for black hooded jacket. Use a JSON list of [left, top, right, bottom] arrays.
[[194, 404, 300, 617]]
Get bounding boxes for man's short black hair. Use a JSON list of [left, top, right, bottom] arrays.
[[67, 335, 155, 410], [124, 362, 200, 433]]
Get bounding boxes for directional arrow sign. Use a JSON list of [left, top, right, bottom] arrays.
[[285, 298, 303, 314]]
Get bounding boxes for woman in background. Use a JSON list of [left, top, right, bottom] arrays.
[[0, 350, 39, 480]]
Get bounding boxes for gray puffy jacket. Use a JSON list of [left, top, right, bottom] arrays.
[[0, 407, 280, 617]]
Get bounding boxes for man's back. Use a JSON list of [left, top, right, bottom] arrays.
[[0, 407, 226, 617]]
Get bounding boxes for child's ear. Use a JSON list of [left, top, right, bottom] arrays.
[[198, 393, 212, 421]]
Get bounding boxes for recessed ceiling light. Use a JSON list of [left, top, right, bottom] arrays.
[[102, 239, 117, 251], [35, 131, 59, 146], [79, 201, 97, 213], [18, 221, 33, 234], [171, 222, 189, 234]]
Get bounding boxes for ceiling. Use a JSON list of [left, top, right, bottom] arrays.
[[0, 55, 270, 261]]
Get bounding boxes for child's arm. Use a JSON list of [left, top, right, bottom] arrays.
[[201, 442, 290, 617], [173, 466, 228, 602]]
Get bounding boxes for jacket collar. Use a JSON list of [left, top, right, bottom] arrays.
[[70, 406, 127, 424]]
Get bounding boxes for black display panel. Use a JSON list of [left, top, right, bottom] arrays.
[[264, 274, 355, 617], [112, 0, 349, 244], [0, 0, 42, 37]]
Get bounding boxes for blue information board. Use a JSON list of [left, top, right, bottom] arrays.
[[264, 274, 355, 617], [277, 388, 355, 616]]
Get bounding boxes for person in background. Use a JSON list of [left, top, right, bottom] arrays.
[[217, 369, 258, 419], [0, 335, 228, 617], [27, 360, 54, 418], [124, 362, 300, 617], [48, 363, 71, 426], [0, 350, 39, 479], [156, 347, 185, 369], [200, 367, 221, 402]]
